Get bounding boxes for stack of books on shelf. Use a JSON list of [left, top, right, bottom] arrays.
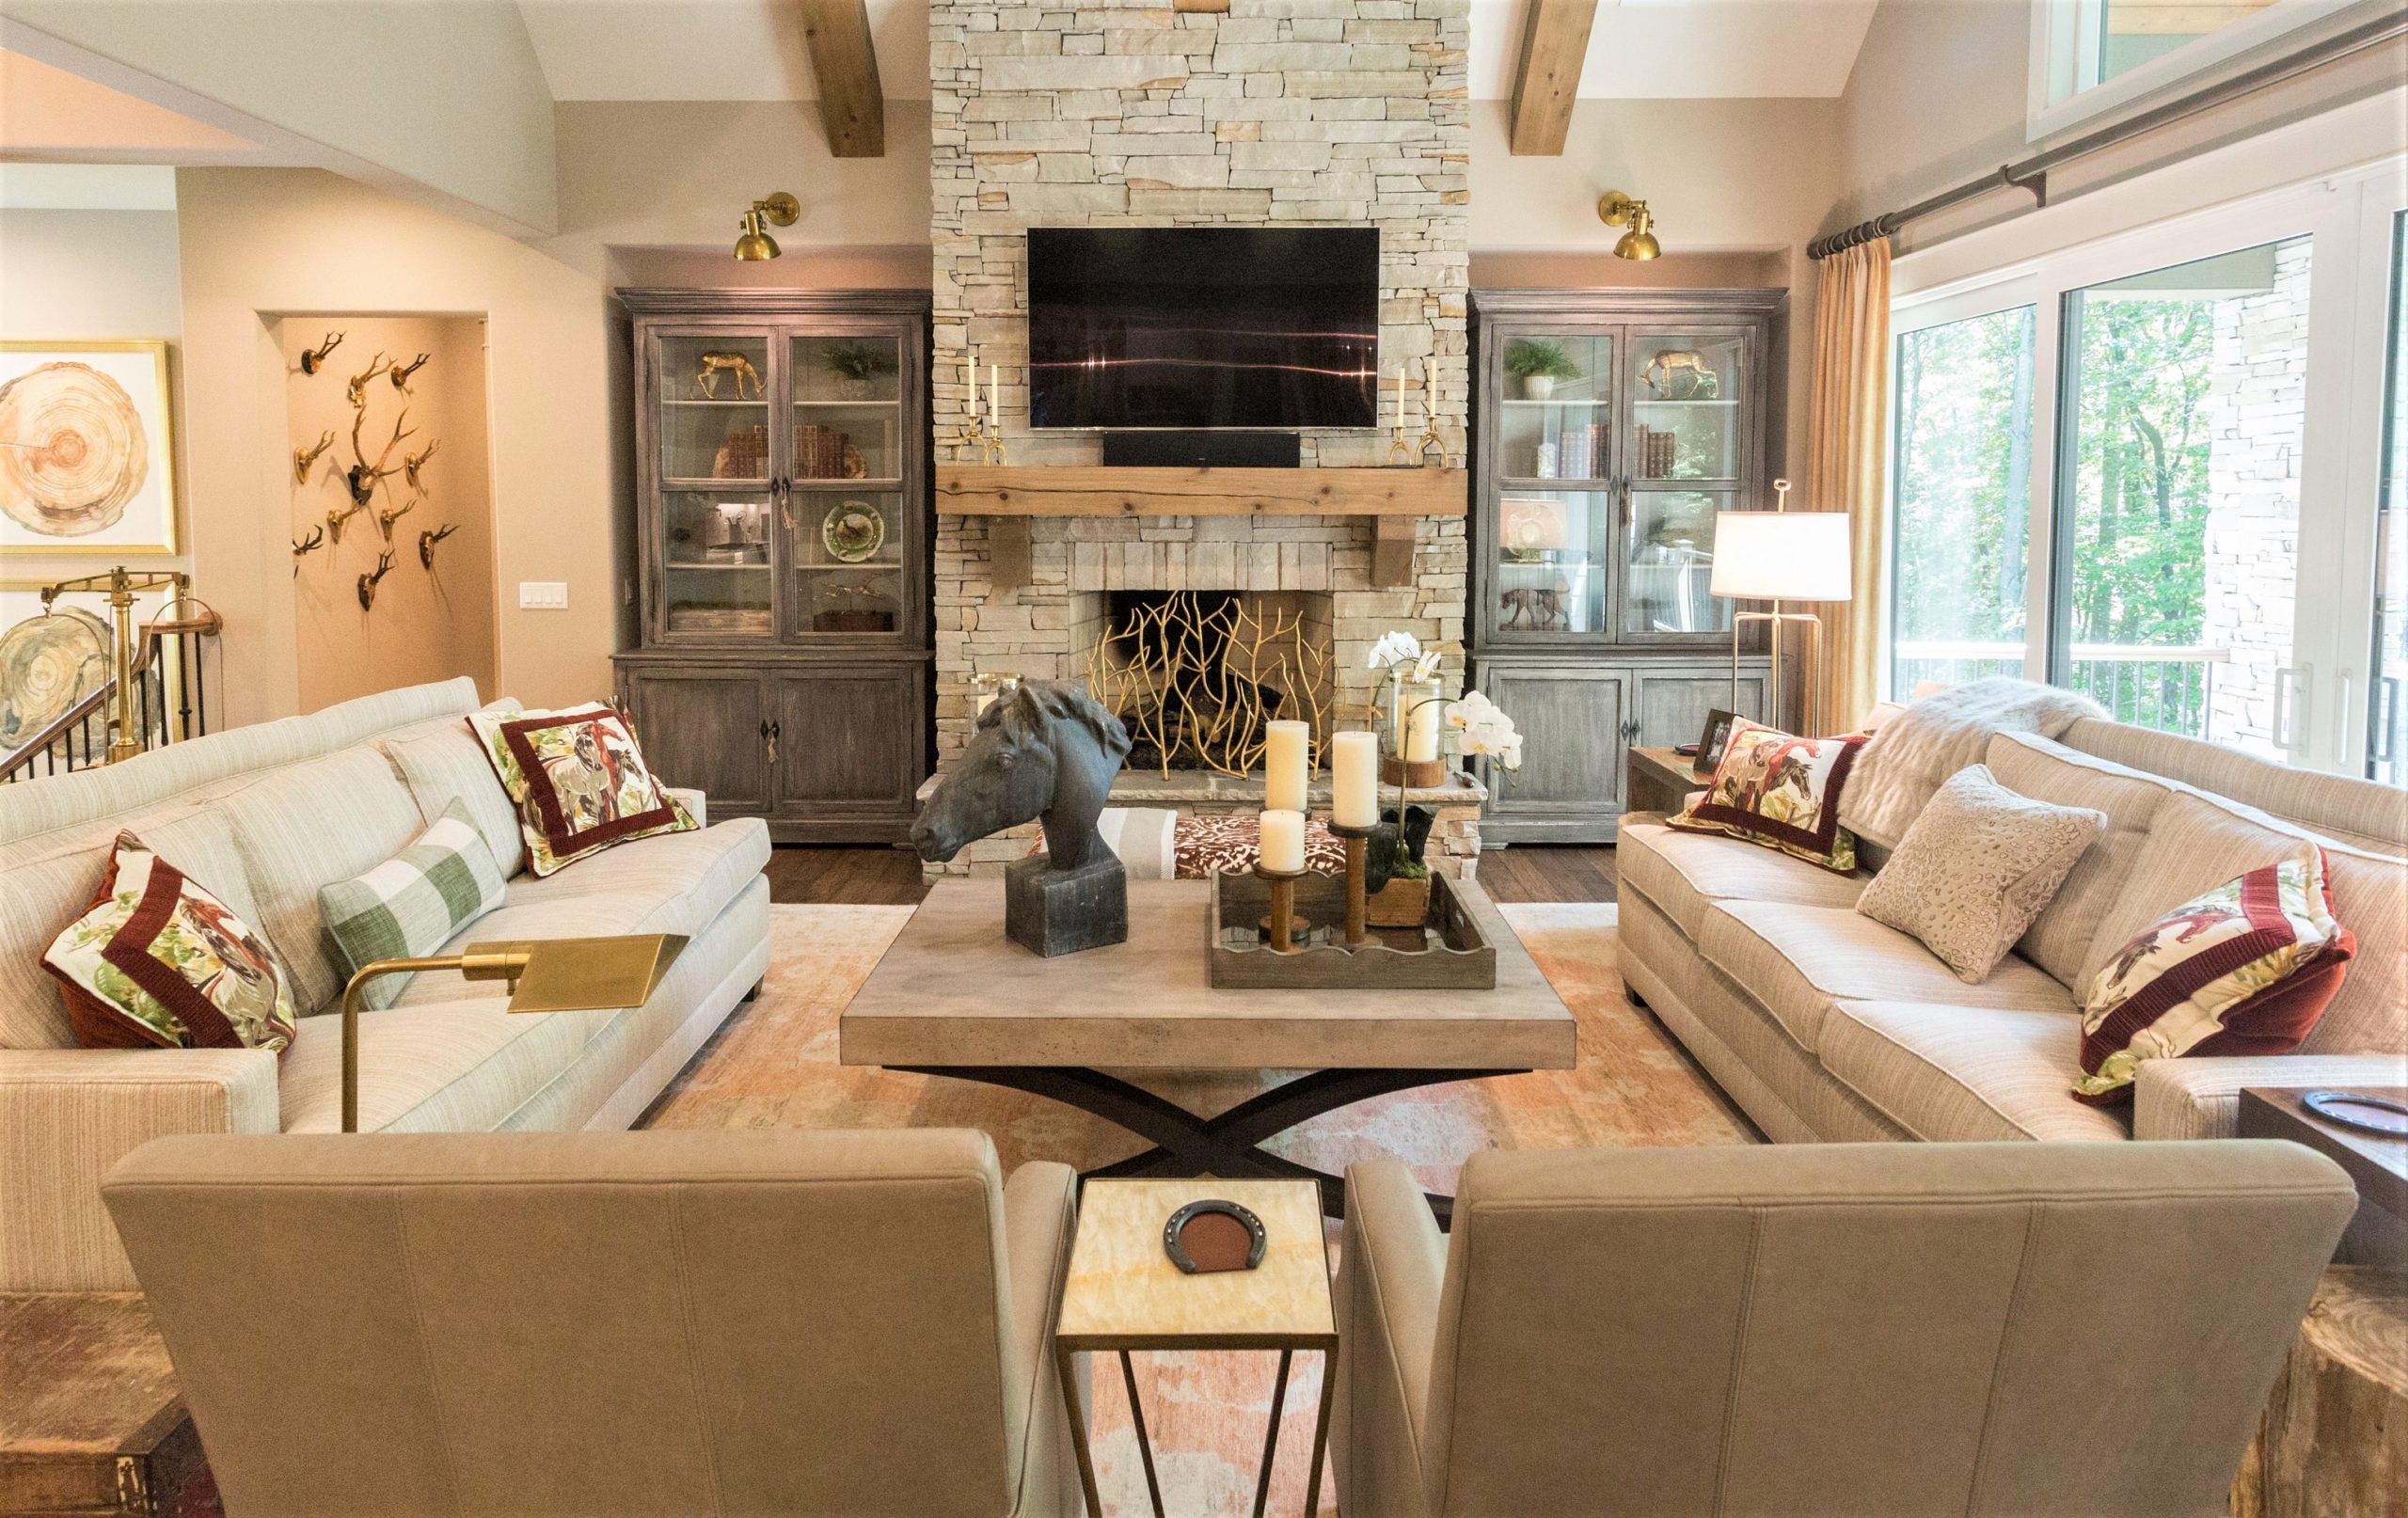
[[1634, 426, 1679, 480], [795, 424, 857, 480], [1555, 421, 1609, 480], [712, 424, 768, 480]]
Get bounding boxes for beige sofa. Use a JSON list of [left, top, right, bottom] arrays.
[[1333, 1141, 2356, 1517], [104, 1130, 1084, 1518], [1618, 712, 2408, 1157], [0, 677, 770, 1290]]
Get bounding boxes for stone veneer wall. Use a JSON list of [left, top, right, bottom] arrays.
[[927, 0, 1474, 798]]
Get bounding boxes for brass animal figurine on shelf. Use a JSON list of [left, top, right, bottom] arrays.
[[388, 353, 431, 391], [293, 430, 336, 484], [694, 351, 762, 400], [1641, 349, 1718, 400], [357, 549, 395, 610], [291, 524, 325, 573], [376, 493, 417, 544], [419, 522, 458, 569], [298, 331, 345, 375], [1499, 580, 1571, 631], [403, 438, 440, 491]]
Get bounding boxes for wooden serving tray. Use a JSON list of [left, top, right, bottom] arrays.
[[1205, 869, 1497, 990]]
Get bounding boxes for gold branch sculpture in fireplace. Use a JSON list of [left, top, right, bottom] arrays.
[[1085, 593, 1334, 780]]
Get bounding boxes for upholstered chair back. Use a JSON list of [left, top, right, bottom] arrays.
[[104, 1129, 1081, 1518], [1342, 1140, 2353, 1518]]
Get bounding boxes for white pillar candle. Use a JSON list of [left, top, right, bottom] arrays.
[[1259, 809, 1306, 874], [990, 362, 1000, 430], [1403, 681, 1441, 763], [1262, 719, 1309, 813], [1331, 731, 1379, 829]]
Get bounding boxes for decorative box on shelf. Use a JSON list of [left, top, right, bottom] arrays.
[[1205, 869, 1496, 990]]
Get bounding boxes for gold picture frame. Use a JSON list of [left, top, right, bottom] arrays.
[[0, 340, 180, 557]]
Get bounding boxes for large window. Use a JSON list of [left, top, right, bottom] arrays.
[[2056, 238, 2310, 752], [1891, 308, 2037, 696], [2029, 0, 2364, 138], [1886, 167, 2408, 781]]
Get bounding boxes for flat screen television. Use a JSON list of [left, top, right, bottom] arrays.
[[1027, 227, 1379, 431]]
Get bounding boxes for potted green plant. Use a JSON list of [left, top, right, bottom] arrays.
[[824, 340, 895, 400], [1504, 339, 1582, 401]]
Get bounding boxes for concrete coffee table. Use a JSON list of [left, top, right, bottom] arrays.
[[839, 877, 1577, 1220]]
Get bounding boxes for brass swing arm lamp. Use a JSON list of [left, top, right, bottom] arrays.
[[341, 934, 687, 1132]]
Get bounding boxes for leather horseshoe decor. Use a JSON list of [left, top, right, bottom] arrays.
[[1163, 1199, 1267, 1274]]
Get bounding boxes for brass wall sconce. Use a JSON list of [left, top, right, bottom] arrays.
[[341, 935, 687, 1131], [733, 192, 801, 261], [1597, 190, 1661, 261]]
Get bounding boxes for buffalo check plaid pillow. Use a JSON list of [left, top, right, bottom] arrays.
[[318, 799, 508, 1010]]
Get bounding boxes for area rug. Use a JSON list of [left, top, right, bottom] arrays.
[[643, 900, 1754, 1514]]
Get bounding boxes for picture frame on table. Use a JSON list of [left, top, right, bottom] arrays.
[[1692, 706, 1738, 779], [0, 340, 179, 556]]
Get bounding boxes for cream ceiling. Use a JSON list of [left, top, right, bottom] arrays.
[[515, 0, 1881, 104]]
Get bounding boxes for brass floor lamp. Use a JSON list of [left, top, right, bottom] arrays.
[[341, 934, 687, 1132], [1709, 482, 1853, 733]]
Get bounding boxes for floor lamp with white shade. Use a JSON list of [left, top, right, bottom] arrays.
[[1710, 482, 1852, 732]]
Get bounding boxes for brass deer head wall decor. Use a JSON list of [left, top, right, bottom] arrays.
[[419, 522, 459, 569], [376, 493, 418, 544], [347, 405, 417, 507], [293, 429, 336, 484], [299, 331, 345, 374], [403, 437, 441, 491], [357, 548, 395, 610], [325, 500, 366, 546], [389, 353, 431, 391], [345, 353, 392, 409], [291, 523, 325, 573]]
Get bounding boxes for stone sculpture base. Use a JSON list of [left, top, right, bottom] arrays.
[[1005, 852, 1129, 957]]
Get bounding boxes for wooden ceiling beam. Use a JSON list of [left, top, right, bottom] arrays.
[[1509, 0, 1598, 157], [798, 0, 884, 158]]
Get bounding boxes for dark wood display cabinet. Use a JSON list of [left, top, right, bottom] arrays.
[[613, 289, 932, 844], [1469, 289, 1785, 843]]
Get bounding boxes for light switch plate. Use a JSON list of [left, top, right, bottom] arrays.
[[519, 581, 568, 609]]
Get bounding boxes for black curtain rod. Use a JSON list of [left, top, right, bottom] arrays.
[[1808, 8, 2408, 261]]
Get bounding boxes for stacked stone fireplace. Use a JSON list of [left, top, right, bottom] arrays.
[[926, 0, 1476, 875]]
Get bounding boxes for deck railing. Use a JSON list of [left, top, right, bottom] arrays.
[[1893, 641, 2228, 742], [0, 621, 215, 784]]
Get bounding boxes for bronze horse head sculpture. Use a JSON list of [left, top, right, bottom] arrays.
[[911, 680, 1132, 873]]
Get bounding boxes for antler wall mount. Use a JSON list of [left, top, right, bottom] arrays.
[[293, 429, 336, 485], [299, 331, 345, 374], [389, 353, 431, 391], [419, 522, 459, 569], [357, 548, 395, 610]]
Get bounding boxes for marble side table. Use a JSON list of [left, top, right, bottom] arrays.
[[1054, 1179, 1336, 1518]]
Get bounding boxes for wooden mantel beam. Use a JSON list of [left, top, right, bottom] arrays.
[[937, 465, 1465, 519], [798, 0, 884, 157], [1509, 0, 1598, 157]]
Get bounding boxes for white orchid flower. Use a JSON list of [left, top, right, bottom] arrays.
[[1448, 688, 1525, 771], [1368, 630, 1423, 672], [1412, 648, 1442, 682]]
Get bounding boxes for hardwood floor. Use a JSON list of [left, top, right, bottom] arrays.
[[764, 844, 1617, 906]]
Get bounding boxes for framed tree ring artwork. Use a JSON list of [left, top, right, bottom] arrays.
[[0, 341, 179, 555]]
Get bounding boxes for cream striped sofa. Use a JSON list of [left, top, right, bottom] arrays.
[[1619, 709, 2408, 1167], [0, 678, 770, 1289]]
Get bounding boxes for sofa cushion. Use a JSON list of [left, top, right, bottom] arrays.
[[214, 746, 428, 1016], [277, 994, 601, 1134], [319, 799, 509, 1012], [1855, 765, 2104, 984], [2083, 793, 2405, 1058], [1616, 818, 1864, 939], [378, 704, 525, 878], [1668, 720, 1865, 873], [1842, 678, 2104, 851], [0, 806, 262, 1051], [1817, 1003, 2131, 1143], [1699, 902, 2075, 1053], [1984, 733, 2179, 987], [2061, 716, 2408, 856], [467, 704, 696, 878]]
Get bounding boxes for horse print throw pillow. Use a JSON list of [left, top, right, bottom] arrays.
[[468, 703, 695, 877], [2072, 847, 2353, 1105], [42, 831, 297, 1054], [1667, 718, 1867, 874]]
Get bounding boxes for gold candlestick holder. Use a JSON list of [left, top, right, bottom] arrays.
[[953, 416, 988, 463], [1415, 428, 1449, 468], [1326, 820, 1380, 948], [1252, 862, 1308, 954]]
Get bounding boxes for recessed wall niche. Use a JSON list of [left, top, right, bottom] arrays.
[[280, 314, 496, 711]]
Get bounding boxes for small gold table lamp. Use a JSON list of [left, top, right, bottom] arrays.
[[340, 935, 688, 1132]]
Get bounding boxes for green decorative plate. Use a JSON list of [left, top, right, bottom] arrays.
[[822, 499, 885, 563]]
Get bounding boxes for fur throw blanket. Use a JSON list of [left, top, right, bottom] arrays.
[[1842, 678, 2105, 849]]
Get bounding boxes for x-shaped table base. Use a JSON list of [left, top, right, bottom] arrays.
[[896, 1065, 1523, 1224]]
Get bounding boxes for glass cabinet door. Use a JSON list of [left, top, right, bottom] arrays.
[[652, 330, 776, 643], [1627, 331, 1749, 483], [785, 331, 908, 640], [1495, 334, 1614, 482], [1491, 488, 1609, 636], [1624, 488, 1735, 638]]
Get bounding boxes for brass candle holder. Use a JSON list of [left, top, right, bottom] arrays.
[[1326, 819, 1381, 948], [1252, 862, 1308, 954]]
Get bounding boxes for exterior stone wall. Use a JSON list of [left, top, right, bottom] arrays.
[[2202, 239, 2309, 758], [927, 0, 1474, 783]]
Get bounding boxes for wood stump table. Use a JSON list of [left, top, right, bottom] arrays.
[[2229, 1267, 2408, 1518], [0, 1294, 213, 1518], [839, 878, 1578, 1221]]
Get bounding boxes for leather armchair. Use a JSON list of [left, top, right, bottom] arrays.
[[104, 1129, 1085, 1517], [1337, 1139, 2353, 1517]]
